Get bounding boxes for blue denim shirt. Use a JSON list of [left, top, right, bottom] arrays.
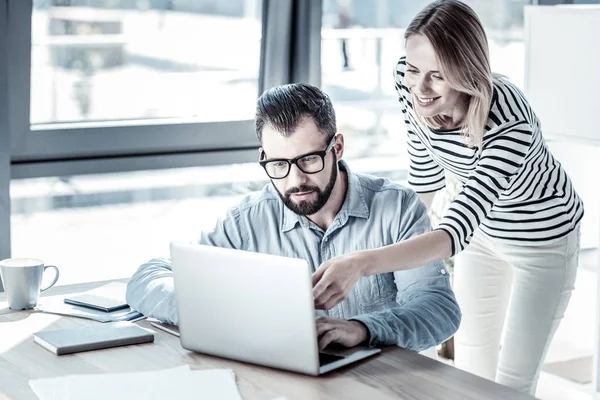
[[126, 162, 461, 351]]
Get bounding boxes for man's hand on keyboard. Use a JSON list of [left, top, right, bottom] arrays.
[[316, 317, 368, 351]]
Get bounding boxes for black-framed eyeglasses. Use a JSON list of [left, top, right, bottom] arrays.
[[258, 135, 337, 179]]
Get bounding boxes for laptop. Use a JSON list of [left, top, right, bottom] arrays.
[[170, 242, 381, 375]]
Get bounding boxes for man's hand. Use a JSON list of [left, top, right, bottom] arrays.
[[316, 317, 369, 351], [312, 251, 370, 310]]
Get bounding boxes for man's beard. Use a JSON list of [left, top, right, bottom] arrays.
[[276, 155, 338, 216]]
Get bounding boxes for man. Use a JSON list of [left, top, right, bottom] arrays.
[[126, 83, 461, 352]]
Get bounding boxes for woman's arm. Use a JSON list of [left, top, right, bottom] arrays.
[[365, 229, 451, 275], [359, 189, 444, 275], [312, 230, 452, 310]]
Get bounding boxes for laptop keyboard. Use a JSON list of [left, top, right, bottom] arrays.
[[319, 352, 345, 366]]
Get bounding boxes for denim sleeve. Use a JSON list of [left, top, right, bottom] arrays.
[[125, 207, 245, 324], [126, 257, 179, 324], [350, 192, 461, 351]]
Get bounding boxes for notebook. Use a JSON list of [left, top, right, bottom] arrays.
[[63, 293, 130, 313], [34, 322, 154, 355]]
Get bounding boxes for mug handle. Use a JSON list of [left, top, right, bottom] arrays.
[[40, 265, 60, 292]]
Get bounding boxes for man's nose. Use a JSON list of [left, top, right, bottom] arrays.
[[287, 163, 308, 187]]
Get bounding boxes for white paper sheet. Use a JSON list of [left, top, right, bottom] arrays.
[[29, 365, 244, 400]]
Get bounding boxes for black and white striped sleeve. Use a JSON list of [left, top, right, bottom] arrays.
[[435, 121, 533, 255]]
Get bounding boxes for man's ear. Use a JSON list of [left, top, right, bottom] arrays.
[[258, 147, 265, 160], [334, 133, 345, 160]]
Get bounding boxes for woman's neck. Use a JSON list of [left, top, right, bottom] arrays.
[[438, 96, 469, 130]]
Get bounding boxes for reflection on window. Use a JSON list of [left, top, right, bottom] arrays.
[[320, 0, 530, 175], [10, 163, 265, 285], [31, 0, 262, 125]]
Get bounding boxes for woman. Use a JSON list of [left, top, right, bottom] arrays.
[[312, 0, 583, 395]]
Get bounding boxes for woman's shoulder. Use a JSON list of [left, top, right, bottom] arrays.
[[396, 55, 407, 68], [492, 74, 527, 99], [487, 74, 536, 132], [394, 56, 407, 83], [394, 56, 412, 107]]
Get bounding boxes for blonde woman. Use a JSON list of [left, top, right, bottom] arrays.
[[312, 0, 583, 394]]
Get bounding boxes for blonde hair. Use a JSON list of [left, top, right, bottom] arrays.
[[405, 0, 493, 148]]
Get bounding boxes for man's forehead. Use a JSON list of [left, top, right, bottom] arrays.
[[261, 122, 327, 158]]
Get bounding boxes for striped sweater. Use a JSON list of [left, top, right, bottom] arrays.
[[394, 56, 584, 256]]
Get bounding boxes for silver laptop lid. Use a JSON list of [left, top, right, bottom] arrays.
[[170, 242, 320, 375]]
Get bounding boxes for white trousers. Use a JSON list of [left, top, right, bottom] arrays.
[[453, 227, 580, 395]]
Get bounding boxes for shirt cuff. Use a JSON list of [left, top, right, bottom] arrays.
[[434, 225, 460, 256], [348, 314, 380, 347]]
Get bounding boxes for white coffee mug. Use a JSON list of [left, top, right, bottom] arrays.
[[0, 258, 60, 310]]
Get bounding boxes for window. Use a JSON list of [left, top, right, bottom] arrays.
[[461, 0, 530, 88], [2, 0, 269, 280], [31, 0, 262, 125], [320, 0, 409, 182], [10, 162, 265, 285], [6, 0, 262, 178]]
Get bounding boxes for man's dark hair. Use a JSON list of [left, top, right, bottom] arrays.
[[255, 83, 337, 142]]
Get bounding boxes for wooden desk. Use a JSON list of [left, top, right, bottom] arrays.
[[0, 281, 535, 400]]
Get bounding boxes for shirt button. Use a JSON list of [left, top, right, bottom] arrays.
[[440, 268, 447, 275]]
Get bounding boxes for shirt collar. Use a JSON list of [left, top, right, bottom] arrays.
[[279, 160, 370, 233]]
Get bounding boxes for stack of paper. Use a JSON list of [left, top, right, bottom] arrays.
[[34, 297, 143, 323], [29, 365, 243, 400], [34, 282, 144, 323]]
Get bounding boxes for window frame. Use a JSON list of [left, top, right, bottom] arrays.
[[0, 0, 10, 290]]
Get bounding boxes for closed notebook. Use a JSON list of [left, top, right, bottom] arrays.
[[33, 322, 154, 355], [63, 293, 130, 313]]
